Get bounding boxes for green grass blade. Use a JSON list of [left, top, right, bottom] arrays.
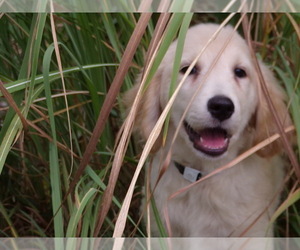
[[150, 196, 167, 237], [1, 63, 118, 96], [43, 43, 64, 237], [0, 13, 47, 174], [170, 0, 194, 12], [144, 13, 187, 87], [24, 13, 47, 111], [0, 13, 46, 155], [66, 188, 97, 237], [270, 189, 300, 224], [163, 13, 193, 142], [0, 115, 23, 174], [274, 66, 300, 152]]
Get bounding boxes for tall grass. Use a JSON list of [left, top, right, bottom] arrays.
[[0, 12, 299, 237]]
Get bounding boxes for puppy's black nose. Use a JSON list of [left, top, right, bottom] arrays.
[[207, 95, 234, 122]]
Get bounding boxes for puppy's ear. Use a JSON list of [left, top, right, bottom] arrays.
[[253, 63, 293, 158], [123, 72, 163, 152]]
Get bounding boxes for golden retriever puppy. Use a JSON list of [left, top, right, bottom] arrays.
[[125, 23, 292, 237]]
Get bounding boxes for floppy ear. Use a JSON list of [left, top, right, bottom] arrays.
[[253, 63, 293, 158], [123, 72, 163, 152]]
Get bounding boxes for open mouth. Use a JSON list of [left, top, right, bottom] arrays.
[[184, 121, 230, 157]]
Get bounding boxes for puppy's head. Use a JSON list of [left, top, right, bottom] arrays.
[[124, 23, 293, 158]]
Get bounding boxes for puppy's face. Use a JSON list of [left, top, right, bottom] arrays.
[[159, 24, 259, 158], [125, 23, 292, 159]]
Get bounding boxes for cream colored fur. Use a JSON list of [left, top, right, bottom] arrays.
[[125, 23, 292, 237]]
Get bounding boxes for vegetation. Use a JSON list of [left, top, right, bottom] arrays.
[[0, 12, 299, 237]]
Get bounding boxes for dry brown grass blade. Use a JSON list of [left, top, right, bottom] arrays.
[[87, 12, 153, 236], [143, 13, 171, 76], [242, 14, 300, 181], [284, 0, 297, 11], [115, 13, 172, 238], [0, 80, 28, 131], [111, 13, 172, 238], [65, 12, 152, 202], [138, 0, 153, 11], [158, 0, 172, 11], [49, 5, 74, 176], [97, 13, 171, 238]]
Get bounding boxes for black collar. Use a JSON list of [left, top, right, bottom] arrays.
[[174, 161, 203, 182]]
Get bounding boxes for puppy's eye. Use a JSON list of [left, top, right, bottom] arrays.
[[180, 65, 198, 75], [234, 67, 247, 78]]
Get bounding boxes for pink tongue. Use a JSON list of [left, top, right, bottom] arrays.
[[202, 137, 225, 149], [198, 132, 226, 149]]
